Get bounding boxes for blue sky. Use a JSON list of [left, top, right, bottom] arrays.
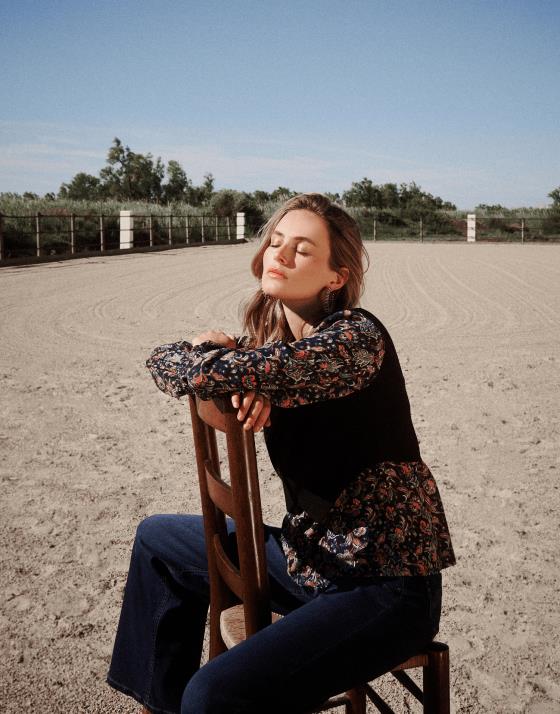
[[1, 0, 559, 209]]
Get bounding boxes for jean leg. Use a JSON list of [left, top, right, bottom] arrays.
[[107, 514, 211, 714], [181, 575, 441, 714]]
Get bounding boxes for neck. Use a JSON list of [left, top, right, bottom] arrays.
[[281, 300, 323, 341]]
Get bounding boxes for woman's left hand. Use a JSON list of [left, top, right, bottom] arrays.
[[231, 392, 272, 432], [191, 330, 236, 348]]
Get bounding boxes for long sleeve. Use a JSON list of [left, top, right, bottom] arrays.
[[145, 309, 385, 407]]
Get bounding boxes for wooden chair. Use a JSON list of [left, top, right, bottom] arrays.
[[188, 395, 450, 714]]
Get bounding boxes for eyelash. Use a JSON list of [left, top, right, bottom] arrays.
[[270, 243, 309, 255]]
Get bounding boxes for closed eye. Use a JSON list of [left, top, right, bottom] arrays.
[[268, 242, 310, 255]]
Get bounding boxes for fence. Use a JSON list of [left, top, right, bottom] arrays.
[[473, 215, 560, 243], [0, 211, 246, 261], [358, 214, 465, 242], [1, 210, 559, 262], [354, 212, 560, 243]]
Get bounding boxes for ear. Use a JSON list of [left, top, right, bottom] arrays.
[[329, 267, 349, 290]]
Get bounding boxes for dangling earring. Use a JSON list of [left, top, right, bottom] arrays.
[[321, 287, 335, 315]]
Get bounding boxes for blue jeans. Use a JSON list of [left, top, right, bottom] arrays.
[[107, 514, 442, 714]]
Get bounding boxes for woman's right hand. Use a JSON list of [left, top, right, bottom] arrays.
[[231, 392, 272, 432], [191, 330, 236, 348]]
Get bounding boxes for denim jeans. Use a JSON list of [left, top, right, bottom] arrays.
[[107, 514, 442, 714]]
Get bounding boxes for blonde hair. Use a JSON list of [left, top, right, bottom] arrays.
[[242, 193, 369, 346]]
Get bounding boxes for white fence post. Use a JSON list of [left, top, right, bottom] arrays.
[[467, 213, 476, 242], [120, 210, 134, 249], [236, 212, 245, 241]]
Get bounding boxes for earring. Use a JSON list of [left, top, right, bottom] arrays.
[[320, 287, 335, 315]]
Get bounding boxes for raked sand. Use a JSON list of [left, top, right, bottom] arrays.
[[1, 242, 559, 713]]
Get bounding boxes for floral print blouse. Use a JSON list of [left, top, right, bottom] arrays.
[[146, 310, 385, 407], [146, 309, 456, 590]]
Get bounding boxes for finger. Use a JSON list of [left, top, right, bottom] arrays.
[[237, 392, 256, 421], [219, 332, 236, 348], [249, 396, 264, 420], [252, 402, 271, 432], [249, 395, 270, 432], [243, 396, 264, 430], [231, 393, 240, 409]]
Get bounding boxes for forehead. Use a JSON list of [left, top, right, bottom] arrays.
[[274, 209, 330, 246]]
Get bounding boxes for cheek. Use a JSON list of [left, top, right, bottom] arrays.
[[300, 258, 326, 281]]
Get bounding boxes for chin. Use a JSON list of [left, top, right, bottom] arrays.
[[261, 279, 285, 299]]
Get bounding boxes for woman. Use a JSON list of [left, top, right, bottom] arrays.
[[107, 193, 456, 714]]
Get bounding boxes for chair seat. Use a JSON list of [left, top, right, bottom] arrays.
[[220, 604, 283, 649]]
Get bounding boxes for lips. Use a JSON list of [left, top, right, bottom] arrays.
[[266, 268, 287, 279]]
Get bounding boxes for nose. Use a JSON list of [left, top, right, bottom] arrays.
[[274, 244, 290, 265]]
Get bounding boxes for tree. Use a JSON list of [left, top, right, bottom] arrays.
[[235, 192, 265, 230], [343, 179, 383, 209], [399, 182, 456, 215], [252, 190, 272, 204], [270, 186, 296, 201], [99, 137, 165, 202], [201, 173, 215, 204], [59, 172, 103, 200], [380, 183, 399, 209], [187, 173, 215, 206], [210, 189, 237, 217], [342, 178, 455, 217], [475, 203, 507, 212], [163, 160, 192, 203], [548, 187, 560, 207], [53, 138, 220, 205]]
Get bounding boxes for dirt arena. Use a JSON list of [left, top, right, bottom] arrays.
[[1, 241, 558, 713]]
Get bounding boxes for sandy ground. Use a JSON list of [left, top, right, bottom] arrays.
[[1, 241, 559, 713]]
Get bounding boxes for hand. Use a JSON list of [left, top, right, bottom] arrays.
[[231, 392, 272, 432], [191, 330, 236, 348]]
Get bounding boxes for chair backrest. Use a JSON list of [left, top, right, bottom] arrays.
[[188, 395, 271, 657], [189, 397, 450, 713]]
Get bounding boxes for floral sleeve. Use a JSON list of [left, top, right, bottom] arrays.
[[145, 309, 385, 407]]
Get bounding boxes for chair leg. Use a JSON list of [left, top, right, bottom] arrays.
[[423, 643, 450, 714], [208, 600, 228, 660], [345, 685, 367, 714]]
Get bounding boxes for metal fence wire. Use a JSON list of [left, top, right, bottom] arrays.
[[1, 211, 559, 261], [352, 213, 560, 242], [0, 213, 239, 260]]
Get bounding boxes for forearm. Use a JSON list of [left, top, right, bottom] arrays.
[[146, 332, 246, 400], [145, 311, 385, 405]]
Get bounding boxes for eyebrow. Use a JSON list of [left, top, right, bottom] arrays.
[[272, 230, 317, 246]]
